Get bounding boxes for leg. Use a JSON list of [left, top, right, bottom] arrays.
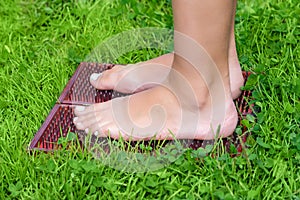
[[228, 0, 244, 98], [89, 0, 243, 99], [74, 0, 238, 140]]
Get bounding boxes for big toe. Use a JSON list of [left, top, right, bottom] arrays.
[[90, 73, 103, 89], [90, 70, 118, 90]]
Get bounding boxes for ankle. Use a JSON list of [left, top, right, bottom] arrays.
[[167, 64, 212, 110]]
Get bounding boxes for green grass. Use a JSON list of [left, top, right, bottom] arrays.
[[0, 0, 299, 199]]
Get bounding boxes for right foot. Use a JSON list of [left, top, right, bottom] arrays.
[[75, 55, 238, 141], [90, 52, 244, 99]]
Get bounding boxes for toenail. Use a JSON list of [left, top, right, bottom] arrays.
[[75, 122, 83, 128], [75, 106, 85, 112], [73, 117, 78, 123], [94, 131, 99, 136], [90, 73, 102, 81], [85, 128, 89, 134]]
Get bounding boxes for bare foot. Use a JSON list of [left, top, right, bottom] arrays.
[[74, 0, 240, 141], [90, 52, 244, 99], [89, 6, 244, 100], [74, 57, 238, 141]]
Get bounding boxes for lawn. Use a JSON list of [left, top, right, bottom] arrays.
[[0, 0, 299, 199]]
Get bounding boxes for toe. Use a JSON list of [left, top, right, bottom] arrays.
[[74, 106, 87, 116], [90, 67, 122, 90], [90, 73, 102, 82], [73, 112, 101, 130], [90, 73, 103, 89], [88, 122, 107, 137], [74, 104, 103, 116]]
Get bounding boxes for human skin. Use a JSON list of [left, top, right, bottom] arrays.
[[88, 0, 243, 100], [74, 0, 239, 141]]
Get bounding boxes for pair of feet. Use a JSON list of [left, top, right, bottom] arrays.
[[73, 53, 244, 141]]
